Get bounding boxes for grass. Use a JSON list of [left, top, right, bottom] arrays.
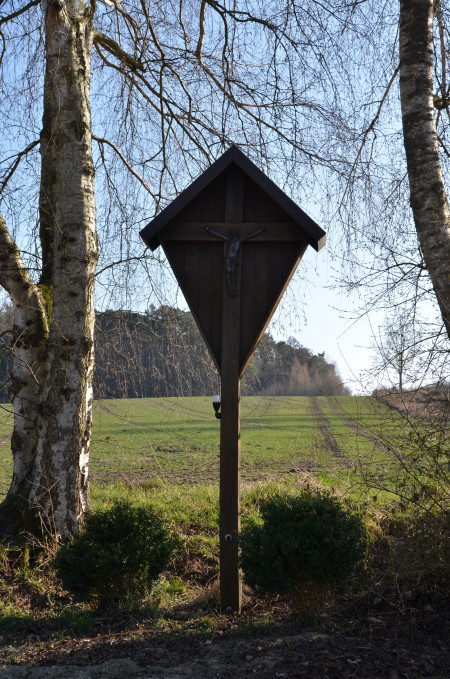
[[0, 393, 439, 506], [90, 396, 326, 487], [0, 394, 447, 647], [331, 395, 407, 441], [88, 395, 411, 491]]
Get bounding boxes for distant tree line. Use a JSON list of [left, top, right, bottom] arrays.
[[243, 333, 350, 397], [0, 304, 349, 401], [94, 306, 216, 399], [94, 307, 349, 398]]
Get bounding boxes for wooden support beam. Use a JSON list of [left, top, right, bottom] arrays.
[[161, 222, 300, 242], [219, 166, 243, 613], [219, 295, 241, 612]]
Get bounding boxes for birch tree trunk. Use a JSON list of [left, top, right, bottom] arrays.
[[0, 0, 97, 540], [399, 0, 450, 338]]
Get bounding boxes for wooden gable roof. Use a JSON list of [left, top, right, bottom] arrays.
[[139, 145, 326, 251]]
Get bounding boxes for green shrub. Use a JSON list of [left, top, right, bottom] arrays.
[[54, 500, 178, 606], [240, 490, 366, 594]]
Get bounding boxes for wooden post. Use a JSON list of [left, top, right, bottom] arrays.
[[219, 167, 243, 613], [219, 296, 241, 612]]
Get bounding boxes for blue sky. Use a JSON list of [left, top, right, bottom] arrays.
[[268, 245, 383, 395]]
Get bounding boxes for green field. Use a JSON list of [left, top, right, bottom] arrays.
[[0, 394, 447, 631], [0, 395, 414, 502]]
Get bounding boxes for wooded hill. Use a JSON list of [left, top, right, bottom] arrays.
[[0, 305, 349, 401], [94, 306, 349, 398]]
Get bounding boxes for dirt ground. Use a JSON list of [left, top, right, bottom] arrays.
[[0, 599, 448, 679], [0, 625, 448, 678]]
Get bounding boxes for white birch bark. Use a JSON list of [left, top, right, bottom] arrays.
[[0, 0, 97, 539], [0, 217, 50, 533], [399, 0, 450, 338]]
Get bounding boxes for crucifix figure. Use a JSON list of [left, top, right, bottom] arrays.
[[206, 226, 264, 295]]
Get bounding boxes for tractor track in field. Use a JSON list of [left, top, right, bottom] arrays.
[[310, 397, 351, 465], [325, 397, 393, 455]]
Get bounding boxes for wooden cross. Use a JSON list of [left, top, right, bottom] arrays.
[[140, 147, 326, 613]]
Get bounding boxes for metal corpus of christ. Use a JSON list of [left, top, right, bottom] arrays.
[[140, 146, 326, 613]]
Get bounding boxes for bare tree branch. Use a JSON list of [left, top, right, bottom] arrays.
[[93, 30, 145, 71], [0, 213, 49, 335], [0, 140, 39, 196], [0, 0, 39, 26], [92, 134, 157, 200], [342, 64, 401, 203], [96, 254, 147, 277]]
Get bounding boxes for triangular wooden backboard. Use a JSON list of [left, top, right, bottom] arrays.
[[140, 147, 325, 376], [163, 237, 306, 375]]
